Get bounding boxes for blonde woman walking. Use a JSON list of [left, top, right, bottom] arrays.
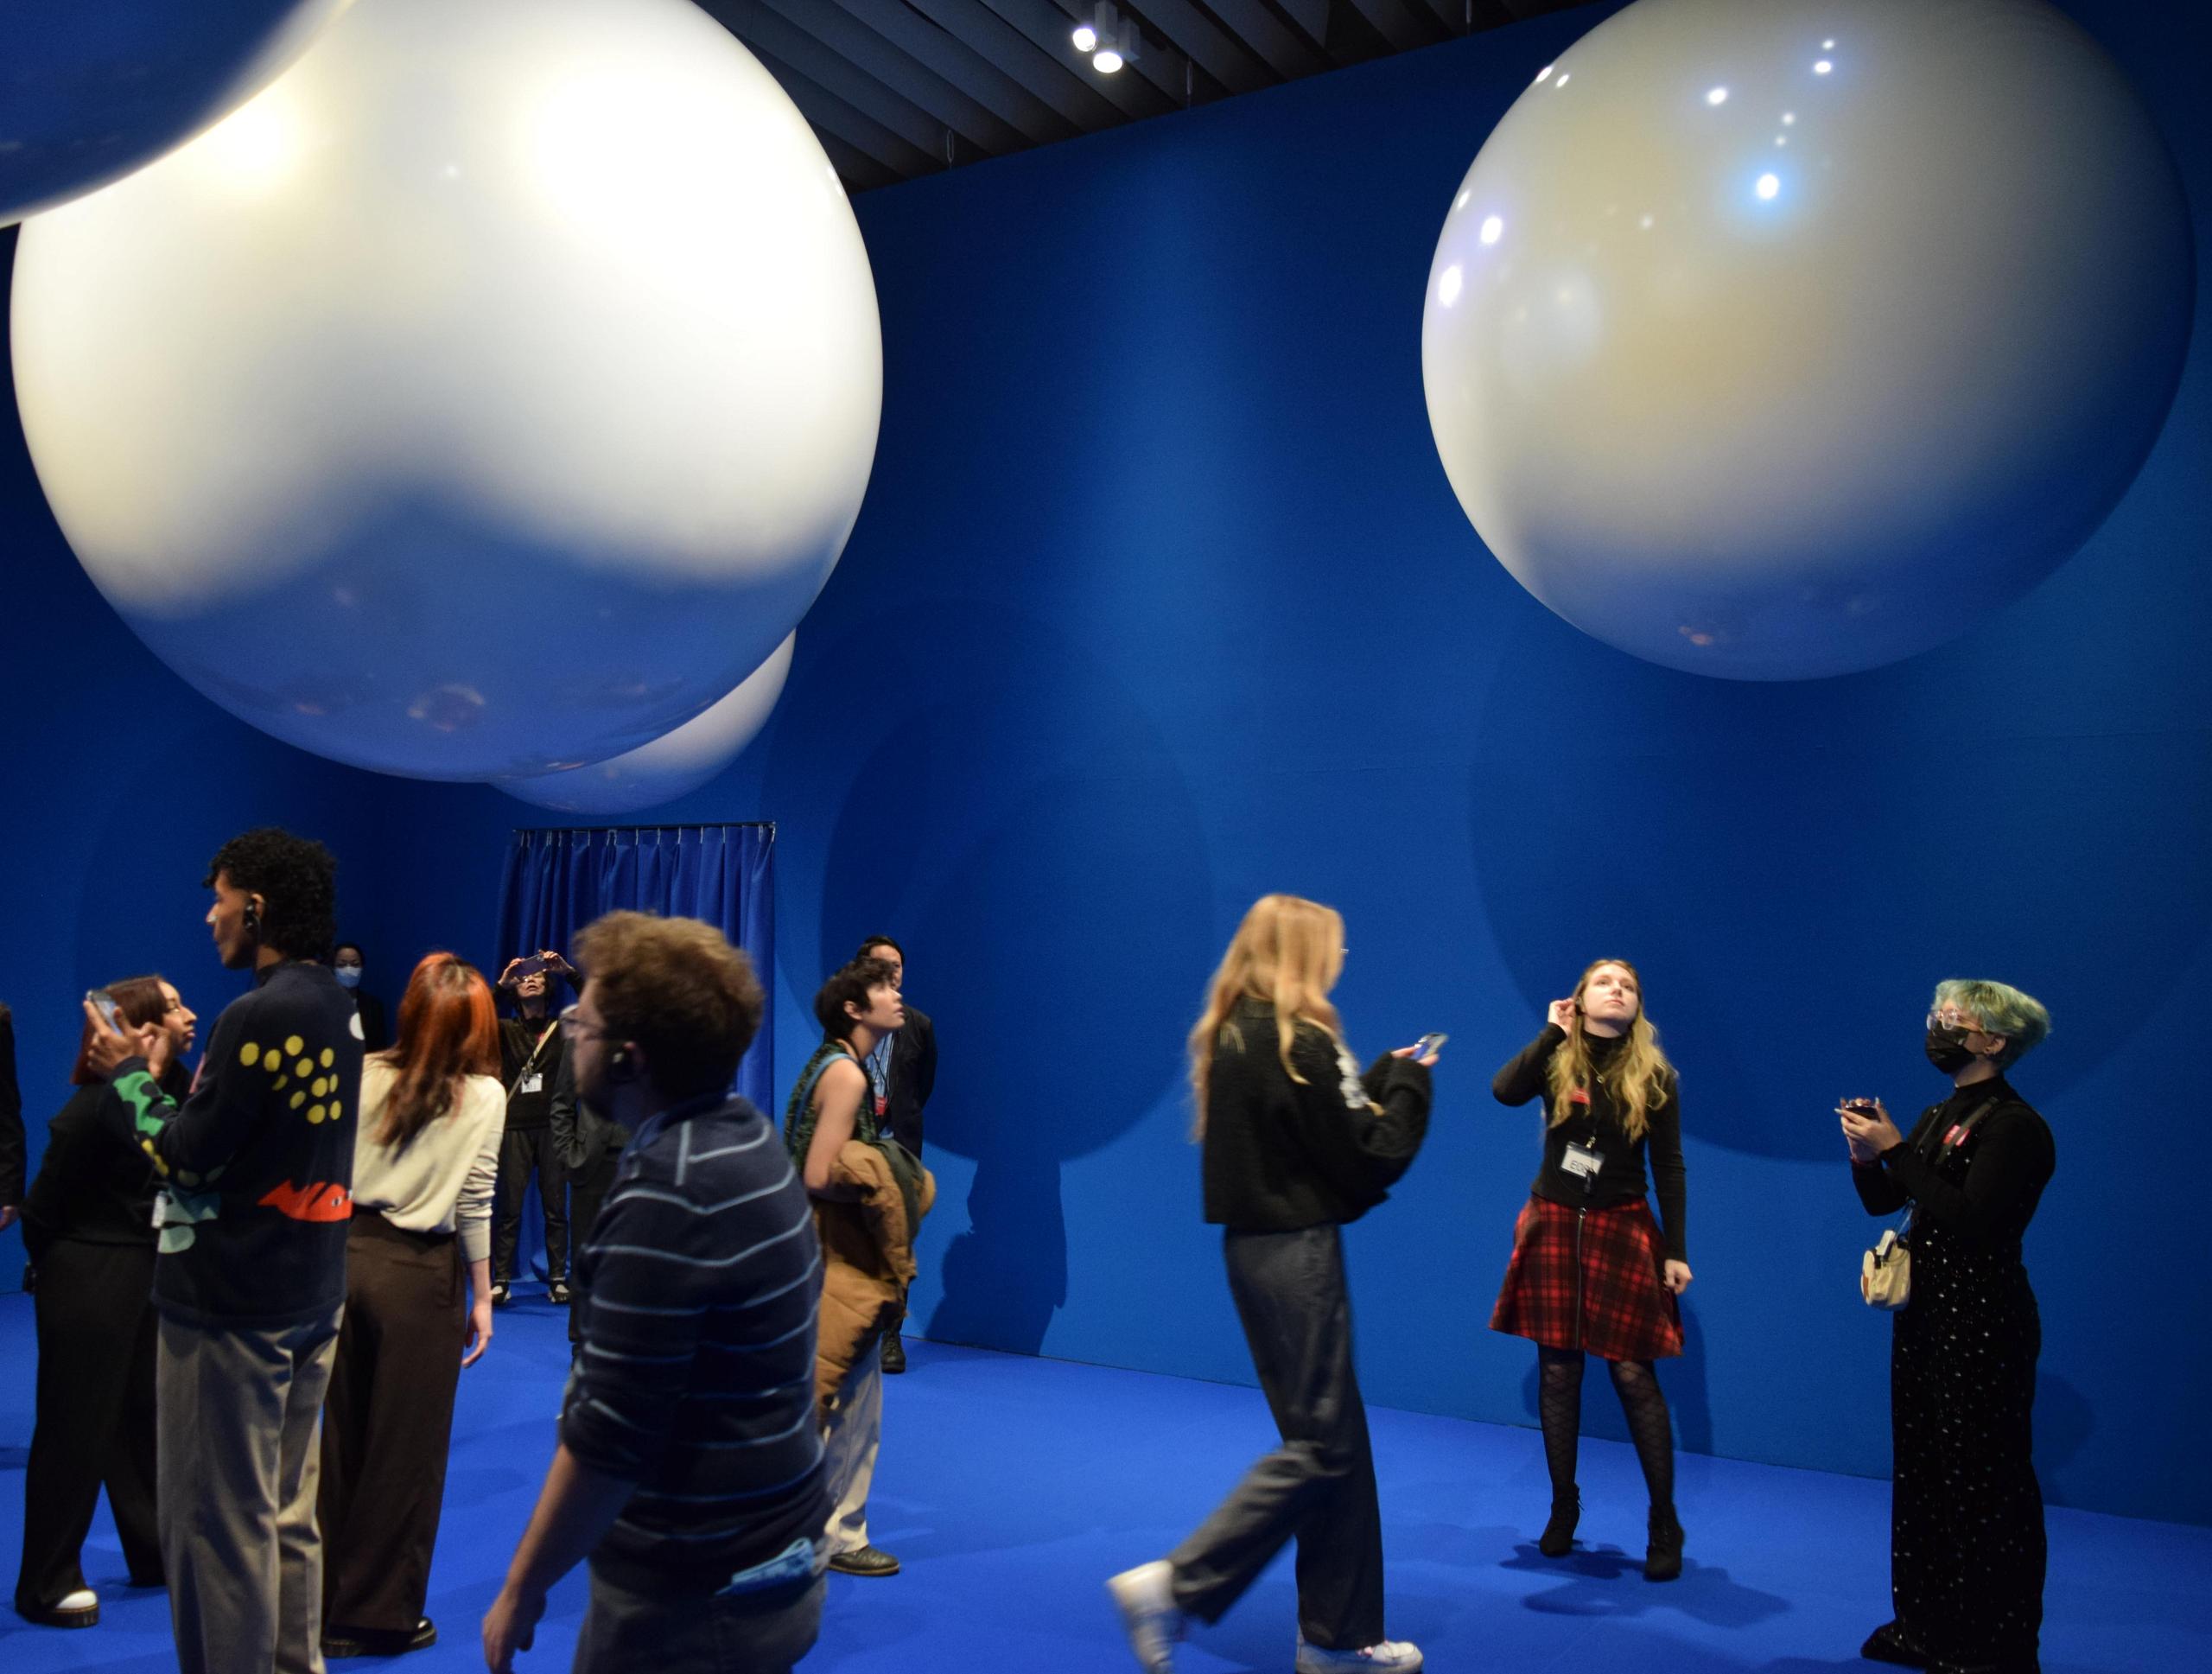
[[1490, 959, 1690, 1580], [1109, 894, 1436, 1674]]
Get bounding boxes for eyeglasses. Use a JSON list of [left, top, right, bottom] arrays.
[[1925, 1009, 1986, 1033], [559, 1002, 615, 1043]]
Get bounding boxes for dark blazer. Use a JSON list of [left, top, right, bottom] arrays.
[[350, 989, 389, 1053], [885, 1004, 937, 1155], [0, 1002, 25, 1210]]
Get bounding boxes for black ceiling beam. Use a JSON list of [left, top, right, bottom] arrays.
[[748, 43, 943, 179], [906, 0, 1130, 131], [747, 0, 1030, 156], [1195, 0, 1331, 80], [829, 0, 1081, 147], [1346, 0, 1448, 53], [717, 1, 961, 162]]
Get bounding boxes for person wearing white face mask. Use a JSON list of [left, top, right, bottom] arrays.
[[333, 943, 388, 1052]]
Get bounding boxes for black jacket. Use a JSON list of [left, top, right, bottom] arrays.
[[1200, 1001, 1432, 1231], [883, 1004, 936, 1155], [21, 1075, 179, 1262], [0, 1002, 23, 1209]]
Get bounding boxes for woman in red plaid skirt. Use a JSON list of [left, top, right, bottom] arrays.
[[1490, 959, 1691, 1580]]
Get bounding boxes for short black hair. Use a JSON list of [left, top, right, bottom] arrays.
[[204, 828, 338, 962], [333, 942, 365, 963], [854, 934, 904, 962], [814, 956, 899, 1041]]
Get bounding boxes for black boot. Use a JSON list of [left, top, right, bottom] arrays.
[[1538, 1494, 1580, 1557], [1644, 1507, 1684, 1582]]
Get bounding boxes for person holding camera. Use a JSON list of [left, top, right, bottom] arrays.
[[1842, 981, 2055, 1674], [1109, 894, 1434, 1674], [1489, 959, 1690, 1581], [79, 827, 361, 1674], [14, 977, 194, 1628], [482, 913, 827, 1674], [492, 952, 576, 1305], [319, 953, 505, 1660]]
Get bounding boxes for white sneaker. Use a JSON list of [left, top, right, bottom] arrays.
[[1294, 1635, 1424, 1672], [1106, 1560, 1183, 1672]]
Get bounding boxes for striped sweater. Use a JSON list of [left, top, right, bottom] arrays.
[[563, 1093, 827, 1594]]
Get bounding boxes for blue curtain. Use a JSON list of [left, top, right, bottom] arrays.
[[496, 824, 776, 1111]]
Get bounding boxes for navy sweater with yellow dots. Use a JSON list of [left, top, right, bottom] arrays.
[[111, 959, 364, 1329]]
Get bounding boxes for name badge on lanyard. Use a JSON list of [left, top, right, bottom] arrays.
[[1562, 1141, 1603, 1187]]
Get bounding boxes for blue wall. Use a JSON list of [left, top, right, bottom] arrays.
[[3, 0, 2207, 1526]]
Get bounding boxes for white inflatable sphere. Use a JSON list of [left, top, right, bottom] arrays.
[[0, 1, 351, 226], [499, 633, 793, 815], [12, 0, 880, 777], [1422, 0, 2193, 679]]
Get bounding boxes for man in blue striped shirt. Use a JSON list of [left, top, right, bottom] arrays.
[[483, 913, 826, 1674]]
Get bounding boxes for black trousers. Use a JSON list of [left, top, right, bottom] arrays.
[[492, 1124, 569, 1284], [1891, 1229, 2045, 1668], [564, 1147, 621, 1347], [1168, 1225, 1384, 1651], [319, 1215, 467, 1634], [14, 1238, 162, 1609]]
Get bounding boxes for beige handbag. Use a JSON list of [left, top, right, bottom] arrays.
[[1861, 1229, 1910, 1308], [1859, 1097, 1999, 1310]]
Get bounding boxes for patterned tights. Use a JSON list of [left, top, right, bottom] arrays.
[[1535, 1347, 1675, 1515]]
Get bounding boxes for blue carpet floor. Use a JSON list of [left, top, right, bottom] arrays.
[[2, 1288, 2206, 1671]]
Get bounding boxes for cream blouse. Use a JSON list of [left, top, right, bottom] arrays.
[[352, 1060, 505, 1263]]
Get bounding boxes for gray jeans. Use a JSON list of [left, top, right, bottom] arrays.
[[1167, 1225, 1384, 1651], [158, 1306, 343, 1674], [574, 1568, 824, 1673]]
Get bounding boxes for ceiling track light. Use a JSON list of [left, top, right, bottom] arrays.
[[1074, 4, 1139, 74]]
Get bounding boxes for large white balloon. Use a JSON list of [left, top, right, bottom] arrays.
[[1422, 0, 2194, 680], [498, 633, 794, 815], [11, 0, 880, 777], [0, 1, 352, 226]]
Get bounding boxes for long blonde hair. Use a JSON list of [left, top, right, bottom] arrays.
[[1546, 958, 1674, 1142], [1188, 894, 1347, 1138]]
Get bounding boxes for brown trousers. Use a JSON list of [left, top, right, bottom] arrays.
[[317, 1213, 466, 1634]]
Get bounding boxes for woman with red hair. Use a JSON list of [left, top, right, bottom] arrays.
[[318, 954, 504, 1660]]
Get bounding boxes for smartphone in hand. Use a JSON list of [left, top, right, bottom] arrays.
[[86, 988, 121, 1028], [1408, 1032, 1448, 1059]]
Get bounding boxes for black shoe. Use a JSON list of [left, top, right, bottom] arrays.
[[1862, 1621, 1929, 1668], [16, 1588, 100, 1628], [549, 1279, 572, 1305], [490, 1282, 512, 1307], [1924, 1661, 2035, 1674], [1537, 1493, 1580, 1557], [324, 1617, 438, 1658], [1644, 1509, 1684, 1582], [880, 1333, 907, 1374], [828, 1544, 900, 1577]]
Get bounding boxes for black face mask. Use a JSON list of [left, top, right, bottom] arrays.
[[1924, 1025, 1977, 1075]]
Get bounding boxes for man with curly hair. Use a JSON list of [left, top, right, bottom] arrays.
[[84, 826, 363, 1673]]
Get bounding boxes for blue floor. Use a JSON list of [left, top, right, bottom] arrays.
[[3, 1289, 2207, 1671]]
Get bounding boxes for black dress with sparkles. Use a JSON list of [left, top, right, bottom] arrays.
[[1853, 1076, 2055, 1671]]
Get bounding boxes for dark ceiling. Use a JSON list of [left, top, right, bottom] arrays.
[[698, 0, 1600, 192]]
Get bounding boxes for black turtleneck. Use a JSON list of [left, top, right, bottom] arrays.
[[1491, 1024, 1688, 1260], [1853, 1073, 2054, 1251]]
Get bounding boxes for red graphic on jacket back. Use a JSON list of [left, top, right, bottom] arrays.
[[257, 1181, 353, 1223]]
